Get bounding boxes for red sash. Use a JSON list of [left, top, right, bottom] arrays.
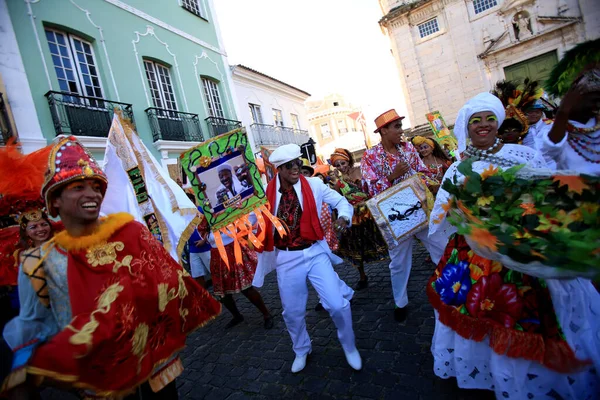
[[263, 175, 324, 251]]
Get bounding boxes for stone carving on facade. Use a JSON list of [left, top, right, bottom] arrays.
[[513, 11, 533, 40]]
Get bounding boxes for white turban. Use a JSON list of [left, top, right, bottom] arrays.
[[269, 143, 302, 168], [454, 92, 505, 157]]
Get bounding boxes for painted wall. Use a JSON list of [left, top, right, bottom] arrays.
[[4, 0, 236, 164]]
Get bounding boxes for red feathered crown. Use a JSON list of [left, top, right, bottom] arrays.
[[42, 136, 107, 217]]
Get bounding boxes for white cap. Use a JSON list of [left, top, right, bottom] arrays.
[[269, 144, 302, 168]]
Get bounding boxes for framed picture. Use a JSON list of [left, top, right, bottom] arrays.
[[259, 146, 277, 183], [366, 175, 430, 248], [180, 129, 267, 231]]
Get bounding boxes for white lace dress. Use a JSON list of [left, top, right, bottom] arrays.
[[428, 144, 600, 399]]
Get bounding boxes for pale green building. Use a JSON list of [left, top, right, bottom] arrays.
[[0, 0, 241, 178]]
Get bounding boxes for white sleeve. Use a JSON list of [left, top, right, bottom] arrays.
[[428, 162, 459, 238], [539, 124, 567, 166]]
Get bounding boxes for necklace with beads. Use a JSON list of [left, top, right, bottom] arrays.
[[566, 117, 600, 164], [464, 138, 516, 168], [566, 117, 600, 135]]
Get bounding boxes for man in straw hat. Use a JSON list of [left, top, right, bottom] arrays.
[[253, 143, 361, 373], [4, 136, 221, 398], [361, 109, 446, 322]]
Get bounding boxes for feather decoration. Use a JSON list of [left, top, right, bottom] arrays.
[[490, 80, 520, 108], [545, 39, 600, 97], [518, 78, 543, 110]]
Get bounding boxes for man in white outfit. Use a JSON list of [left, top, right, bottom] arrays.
[[252, 144, 361, 373]]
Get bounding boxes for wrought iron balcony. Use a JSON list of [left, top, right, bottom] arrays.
[[205, 116, 242, 137], [45, 91, 133, 137], [145, 108, 204, 142], [0, 92, 14, 145], [250, 123, 311, 147]]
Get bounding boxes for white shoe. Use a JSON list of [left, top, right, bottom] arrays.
[[291, 353, 309, 373], [343, 347, 362, 371]]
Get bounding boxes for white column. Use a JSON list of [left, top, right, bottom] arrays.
[[0, 0, 47, 153]]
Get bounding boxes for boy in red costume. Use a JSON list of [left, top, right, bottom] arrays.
[[9, 136, 221, 398]]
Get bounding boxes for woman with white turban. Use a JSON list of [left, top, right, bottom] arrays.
[[426, 93, 598, 398]]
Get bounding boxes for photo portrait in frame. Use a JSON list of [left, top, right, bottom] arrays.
[[180, 129, 267, 231]]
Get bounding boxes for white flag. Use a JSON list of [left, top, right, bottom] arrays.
[[101, 113, 200, 262]]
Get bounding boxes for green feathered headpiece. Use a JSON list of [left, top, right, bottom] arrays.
[[545, 39, 600, 97]]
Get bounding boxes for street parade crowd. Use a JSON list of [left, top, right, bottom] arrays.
[[0, 39, 599, 399]]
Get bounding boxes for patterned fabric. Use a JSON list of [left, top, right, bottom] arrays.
[[0, 226, 19, 287], [427, 234, 588, 373], [210, 244, 257, 297], [334, 178, 387, 265], [320, 204, 339, 252], [43, 246, 72, 329], [274, 187, 312, 249], [426, 160, 452, 184], [25, 215, 221, 396], [361, 142, 434, 197]]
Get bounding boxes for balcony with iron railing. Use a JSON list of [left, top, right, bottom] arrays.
[[145, 108, 204, 142], [45, 91, 134, 137], [0, 92, 14, 145], [250, 123, 311, 147], [205, 116, 242, 137]]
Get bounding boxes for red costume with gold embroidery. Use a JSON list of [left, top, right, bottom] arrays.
[[0, 136, 222, 397], [27, 213, 220, 396]]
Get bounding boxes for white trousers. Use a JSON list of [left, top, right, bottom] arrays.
[[388, 227, 446, 308], [276, 247, 356, 356], [190, 251, 211, 278]]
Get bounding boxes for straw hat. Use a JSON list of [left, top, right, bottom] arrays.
[[374, 109, 405, 133]]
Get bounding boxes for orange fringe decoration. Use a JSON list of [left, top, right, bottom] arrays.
[[0, 139, 52, 201], [426, 274, 592, 374]]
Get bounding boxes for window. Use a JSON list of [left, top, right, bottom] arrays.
[[202, 78, 224, 118], [144, 60, 178, 111], [249, 103, 263, 124], [418, 18, 440, 38], [473, 0, 497, 14], [320, 123, 332, 139], [290, 114, 300, 130], [272, 109, 284, 127], [333, 102, 339, 106], [337, 119, 347, 134], [182, 0, 206, 19], [45, 29, 104, 99]]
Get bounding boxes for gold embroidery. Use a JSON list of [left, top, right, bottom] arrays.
[[177, 271, 189, 329], [157, 283, 177, 313], [131, 323, 149, 357], [86, 241, 125, 267], [68, 283, 124, 352]]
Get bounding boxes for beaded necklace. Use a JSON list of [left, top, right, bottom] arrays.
[[566, 118, 600, 163], [464, 138, 517, 168]]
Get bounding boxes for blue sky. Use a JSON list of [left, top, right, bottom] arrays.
[[213, 0, 411, 129]]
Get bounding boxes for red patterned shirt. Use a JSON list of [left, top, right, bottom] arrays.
[[274, 187, 312, 249], [360, 142, 434, 197]]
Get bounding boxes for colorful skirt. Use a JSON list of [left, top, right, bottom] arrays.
[[336, 203, 387, 266], [320, 204, 339, 252], [427, 234, 598, 398], [210, 244, 257, 297]]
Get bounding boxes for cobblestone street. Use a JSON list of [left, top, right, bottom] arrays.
[[43, 244, 494, 400]]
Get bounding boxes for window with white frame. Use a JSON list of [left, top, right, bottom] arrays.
[[473, 0, 497, 14], [290, 114, 300, 130], [144, 60, 178, 111], [249, 103, 263, 124], [321, 123, 332, 139], [337, 119, 347, 134], [202, 78, 225, 118], [182, 0, 206, 19], [45, 29, 104, 100], [418, 18, 440, 38], [272, 109, 284, 127]]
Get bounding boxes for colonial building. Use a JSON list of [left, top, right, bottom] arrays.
[[378, 0, 600, 128], [230, 65, 311, 154], [305, 94, 372, 162], [0, 0, 240, 174]]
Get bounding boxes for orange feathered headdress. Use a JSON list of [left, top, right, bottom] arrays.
[[0, 139, 52, 222]]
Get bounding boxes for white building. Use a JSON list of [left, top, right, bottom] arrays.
[[378, 0, 600, 128], [230, 65, 312, 154]]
